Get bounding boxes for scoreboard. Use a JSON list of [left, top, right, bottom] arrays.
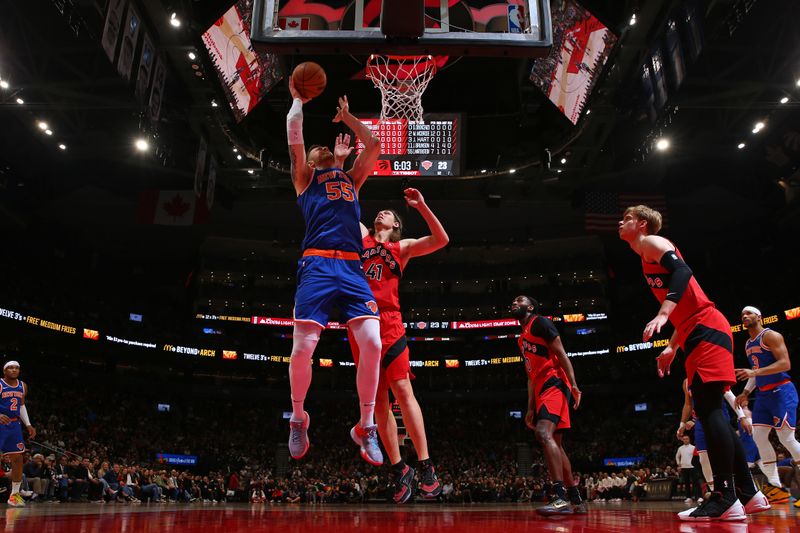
[[356, 114, 463, 176]]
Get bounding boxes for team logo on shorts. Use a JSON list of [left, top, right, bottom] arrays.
[[16, 443, 24, 451], [366, 300, 378, 313]]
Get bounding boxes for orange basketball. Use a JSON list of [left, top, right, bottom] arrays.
[[292, 62, 327, 100]]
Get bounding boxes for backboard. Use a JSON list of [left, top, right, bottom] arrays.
[[250, 0, 552, 57]]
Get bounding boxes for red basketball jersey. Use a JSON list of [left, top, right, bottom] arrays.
[[518, 315, 567, 388], [361, 234, 403, 312], [641, 246, 714, 328]]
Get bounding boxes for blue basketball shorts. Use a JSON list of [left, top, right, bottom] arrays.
[[751, 381, 798, 429], [0, 421, 25, 455], [293, 255, 379, 327]]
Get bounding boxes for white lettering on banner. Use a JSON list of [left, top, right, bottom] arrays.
[[567, 349, 610, 357], [243, 353, 269, 361], [338, 361, 355, 367], [105, 335, 157, 349], [451, 319, 520, 330], [0, 308, 25, 321]]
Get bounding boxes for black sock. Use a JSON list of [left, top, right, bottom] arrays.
[[553, 481, 567, 501], [392, 460, 406, 474], [418, 458, 433, 471], [567, 485, 582, 504]]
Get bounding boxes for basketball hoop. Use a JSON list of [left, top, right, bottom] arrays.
[[366, 55, 437, 123]]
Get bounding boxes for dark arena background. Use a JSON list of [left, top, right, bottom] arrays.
[[1, 0, 800, 531]]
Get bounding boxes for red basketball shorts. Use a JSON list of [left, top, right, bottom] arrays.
[[534, 375, 572, 431], [677, 306, 736, 387]]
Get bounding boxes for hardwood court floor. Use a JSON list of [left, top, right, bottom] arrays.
[[2, 501, 798, 532]]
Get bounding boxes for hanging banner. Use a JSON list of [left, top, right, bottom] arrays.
[[101, 0, 125, 63]]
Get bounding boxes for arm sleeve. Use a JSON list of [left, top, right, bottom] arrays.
[[286, 98, 304, 145], [723, 390, 745, 419], [530, 317, 559, 342], [659, 251, 693, 303], [744, 377, 756, 394], [19, 404, 31, 426]]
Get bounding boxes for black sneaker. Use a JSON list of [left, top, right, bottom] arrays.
[[391, 464, 416, 504], [419, 464, 442, 499], [536, 497, 574, 516], [678, 491, 745, 521]]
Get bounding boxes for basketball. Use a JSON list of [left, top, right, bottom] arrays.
[[292, 62, 327, 100]]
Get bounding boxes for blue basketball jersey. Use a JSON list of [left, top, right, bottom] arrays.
[[298, 167, 362, 253], [745, 329, 791, 390], [0, 379, 24, 418]]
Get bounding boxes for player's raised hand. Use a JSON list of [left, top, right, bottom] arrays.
[[656, 345, 675, 378], [334, 133, 354, 161], [289, 77, 310, 104], [571, 386, 582, 410], [524, 409, 536, 430], [26, 425, 36, 439], [332, 95, 350, 123], [404, 188, 425, 209]]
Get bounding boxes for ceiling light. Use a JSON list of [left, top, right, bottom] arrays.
[[480, 169, 487, 174], [557, 169, 562, 173], [15, 97, 24, 104], [233, 148, 238, 153], [796, 79, 800, 87], [586, 109, 591, 115], [45, 129, 53, 136], [0, 80, 9, 90], [135, 138, 149, 152], [211, 100, 218, 107], [188, 52, 196, 60], [780, 96, 789, 104], [247, 170, 254, 175], [629, 14, 637, 26], [509, 168, 516, 174], [655, 138, 670, 151], [236, 154, 242, 160], [58, 144, 66, 150], [560, 158, 567, 164], [737, 142, 745, 149], [37, 121, 48, 130], [170, 13, 181, 27]]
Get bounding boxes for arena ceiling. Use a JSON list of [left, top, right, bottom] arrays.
[[0, 0, 798, 256]]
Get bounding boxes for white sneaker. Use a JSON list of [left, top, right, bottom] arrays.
[[743, 491, 770, 514]]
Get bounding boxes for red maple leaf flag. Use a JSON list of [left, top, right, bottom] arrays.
[[278, 17, 310, 30], [137, 190, 210, 225]]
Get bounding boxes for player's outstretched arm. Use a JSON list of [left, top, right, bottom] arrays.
[[399, 188, 449, 262], [288, 78, 312, 196], [332, 95, 380, 191]]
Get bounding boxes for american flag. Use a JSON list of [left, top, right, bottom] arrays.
[[584, 192, 668, 234]]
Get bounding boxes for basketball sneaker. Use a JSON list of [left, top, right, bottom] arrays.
[[742, 490, 770, 514], [762, 483, 790, 504], [390, 464, 416, 504], [678, 492, 745, 521], [7, 493, 26, 507], [536, 497, 574, 516], [419, 462, 442, 499], [350, 424, 384, 466], [288, 411, 310, 459]]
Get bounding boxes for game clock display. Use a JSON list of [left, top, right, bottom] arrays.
[[356, 114, 463, 176]]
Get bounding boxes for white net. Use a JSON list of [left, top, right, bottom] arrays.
[[366, 55, 437, 123]]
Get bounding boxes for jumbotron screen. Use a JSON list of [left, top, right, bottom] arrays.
[[356, 114, 463, 177]]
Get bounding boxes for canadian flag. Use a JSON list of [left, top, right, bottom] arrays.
[[137, 190, 210, 225], [279, 17, 310, 30]]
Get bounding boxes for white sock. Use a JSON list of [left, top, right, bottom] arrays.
[[777, 426, 800, 461], [698, 452, 714, 489], [288, 322, 321, 420], [752, 425, 781, 485], [12, 481, 21, 495], [349, 318, 382, 427]]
